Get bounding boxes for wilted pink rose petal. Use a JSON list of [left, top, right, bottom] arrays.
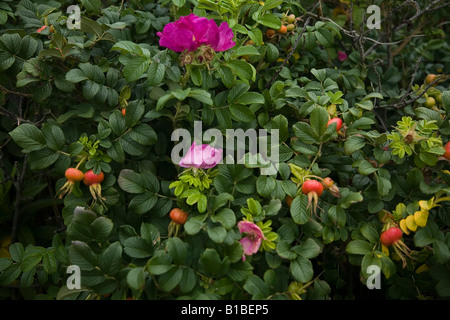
[[337, 51, 348, 62], [178, 141, 222, 169], [240, 237, 262, 256], [238, 220, 266, 260]]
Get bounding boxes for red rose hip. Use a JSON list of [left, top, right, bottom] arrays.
[[327, 117, 343, 132], [65, 168, 84, 182], [83, 170, 104, 186], [444, 142, 450, 160], [301, 180, 323, 197], [170, 208, 188, 225], [380, 227, 403, 246]]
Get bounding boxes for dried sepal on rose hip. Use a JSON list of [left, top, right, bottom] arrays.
[[168, 208, 189, 237], [83, 170, 106, 208], [56, 168, 84, 199]]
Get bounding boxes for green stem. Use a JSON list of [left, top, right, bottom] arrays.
[[57, 150, 71, 157], [308, 143, 323, 172]]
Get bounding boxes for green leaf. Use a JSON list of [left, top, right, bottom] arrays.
[[107, 140, 125, 163], [190, 66, 202, 86], [28, 148, 60, 170], [310, 68, 326, 82], [310, 106, 329, 136], [327, 205, 346, 227], [237, 92, 265, 105], [293, 122, 319, 144], [123, 237, 152, 259], [339, 190, 364, 209], [66, 68, 88, 83], [9, 124, 46, 152], [433, 240, 450, 264], [265, 43, 279, 62], [315, 28, 333, 47], [129, 192, 157, 214], [147, 254, 172, 275], [276, 240, 297, 260], [290, 195, 310, 225], [0, 258, 12, 271], [293, 238, 321, 259], [441, 91, 450, 115], [360, 224, 379, 243], [90, 217, 114, 242], [346, 240, 372, 255], [21, 251, 43, 273], [270, 114, 289, 142], [82, 80, 100, 100], [228, 60, 256, 82], [211, 208, 236, 230], [172, 0, 186, 7], [233, 45, 261, 57], [210, 193, 234, 213], [0, 264, 21, 286], [290, 256, 314, 282], [358, 160, 378, 175], [127, 267, 145, 290], [344, 136, 366, 155], [123, 56, 150, 82], [125, 100, 145, 128], [207, 225, 227, 244], [414, 226, 435, 247], [243, 274, 269, 298], [262, 0, 284, 11], [109, 110, 126, 136], [111, 41, 143, 56], [256, 175, 276, 197], [229, 104, 255, 123], [147, 62, 165, 87], [166, 237, 187, 265], [81, 0, 101, 12], [140, 223, 160, 243], [69, 241, 98, 271], [199, 248, 221, 275], [184, 214, 206, 235], [100, 242, 122, 276], [117, 169, 146, 194], [179, 268, 197, 293], [159, 266, 183, 292], [257, 13, 282, 29]]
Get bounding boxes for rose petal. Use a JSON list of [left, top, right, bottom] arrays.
[[240, 237, 262, 256], [238, 220, 265, 239], [212, 22, 235, 51], [200, 145, 222, 169], [158, 14, 235, 53]]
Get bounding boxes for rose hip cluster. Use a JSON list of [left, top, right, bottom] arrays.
[[57, 168, 106, 207]]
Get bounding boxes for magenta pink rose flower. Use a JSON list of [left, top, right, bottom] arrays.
[[238, 220, 266, 261], [178, 141, 222, 169], [337, 51, 348, 62], [157, 13, 235, 53]]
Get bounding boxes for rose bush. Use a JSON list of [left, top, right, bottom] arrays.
[[0, 0, 449, 301]]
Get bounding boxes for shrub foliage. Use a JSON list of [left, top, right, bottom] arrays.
[[0, 0, 449, 300]]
